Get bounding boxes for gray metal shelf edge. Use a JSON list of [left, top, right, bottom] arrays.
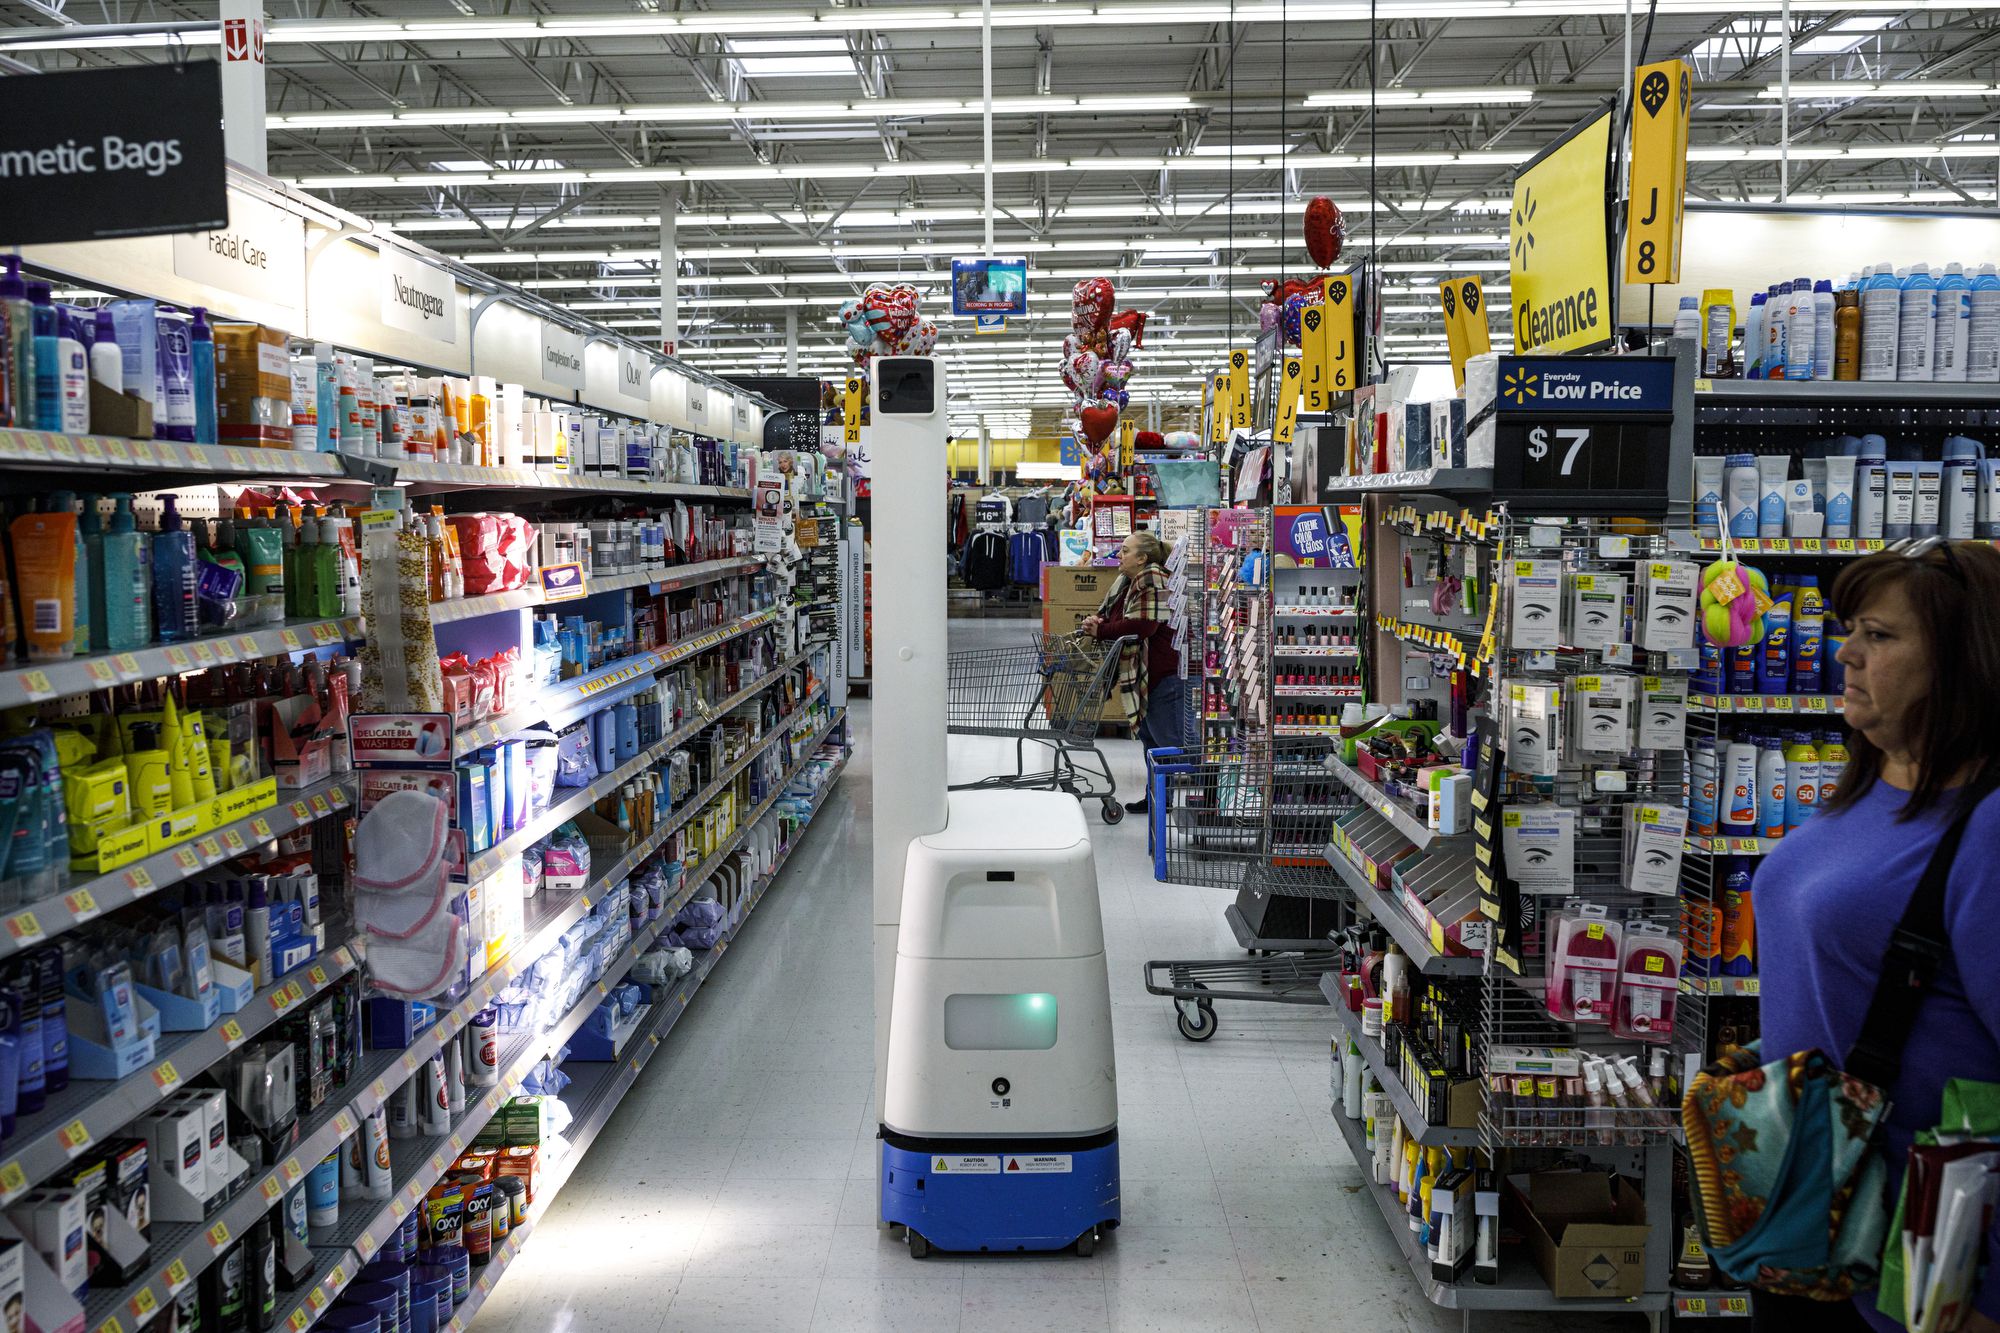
[[1323, 849, 1486, 978], [1693, 378, 2000, 403], [1327, 1097, 1667, 1313], [0, 939, 365, 1209], [0, 617, 362, 710], [430, 555, 766, 624], [1326, 752, 1456, 850], [0, 775, 358, 965], [1319, 467, 1496, 495], [1321, 981, 1482, 1148]]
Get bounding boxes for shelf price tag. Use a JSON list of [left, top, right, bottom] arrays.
[[279, 629, 303, 651], [97, 1317, 123, 1333], [328, 1264, 348, 1289], [196, 837, 223, 860], [290, 801, 311, 822], [221, 1019, 246, 1048], [311, 621, 342, 645], [211, 638, 238, 662], [65, 889, 99, 920], [305, 1288, 327, 1312], [357, 1230, 378, 1259], [260, 1175, 282, 1202], [1681, 1297, 1708, 1314], [166, 1259, 190, 1291], [16, 671, 52, 701], [289, 1310, 311, 1331], [151, 1061, 181, 1093], [207, 1220, 231, 1250], [334, 1110, 356, 1137], [164, 647, 192, 670], [250, 818, 274, 841], [222, 830, 247, 854], [173, 848, 201, 872], [0, 1161, 28, 1201], [309, 794, 330, 816], [5, 913, 42, 944], [308, 965, 329, 988], [129, 1288, 157, 1320], [1721, 1296, 1749, 1314], [58, 1119, 91, 1156], [86, 660, 116, 685]]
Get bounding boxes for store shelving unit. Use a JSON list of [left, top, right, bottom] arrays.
[[0, 617, 362, 708], [1321, 989, 1481, 1148], [431, 556, 764, 624]]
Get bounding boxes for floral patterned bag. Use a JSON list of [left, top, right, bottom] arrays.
[[1682, 803, 1980, 1301]]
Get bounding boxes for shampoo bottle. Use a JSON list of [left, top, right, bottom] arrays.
[[53, 312, 88, 434], [27, 282, 59, 431], [110, 496, 152, 646]]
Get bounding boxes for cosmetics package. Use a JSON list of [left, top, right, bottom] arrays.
[[1612, 924, 1683, 1043], [1638, 560, 1699, 652], [1637, 676, 1688, 751], [1568, 674, 1634, 756], [1504, 683, 1562, 777], [1500, 803, 1576, 894], [1509, 560, 1563, 650], [1566, 573, 1626, 653], [1545, 903, 1621, 1026], [1623, 802, 1689, 896]]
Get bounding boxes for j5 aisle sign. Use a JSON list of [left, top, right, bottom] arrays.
[[0, 62, 227, 246]]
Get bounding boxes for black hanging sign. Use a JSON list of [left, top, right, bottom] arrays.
[[0, 61, 228, 247], [1489, 355, 1676, 514]]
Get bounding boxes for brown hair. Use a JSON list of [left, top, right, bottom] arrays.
[[1825, 540, 2000, 817]]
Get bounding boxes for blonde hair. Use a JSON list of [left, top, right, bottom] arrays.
[[1125, 532, 1168, 567]]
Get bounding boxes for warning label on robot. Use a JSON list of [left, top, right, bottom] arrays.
[[1004, 1155, 1073, 1174], [932, 1156, 1000, 1174]]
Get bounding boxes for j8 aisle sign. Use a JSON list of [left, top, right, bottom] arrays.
[[0, 63, 227, 246]]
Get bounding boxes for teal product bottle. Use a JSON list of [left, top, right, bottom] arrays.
[[190, 308, 218, 446], [27, 282, 59, 432], [314, 343, 338, 452], [152, 494, 199, 643], [0, 256, 34, 428], [80, 492, 114, 653], [102, 496, 149, 651], [47, 492, 92, 656]]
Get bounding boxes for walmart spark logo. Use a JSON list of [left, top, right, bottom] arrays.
[[1512, 188, 1537, 270], [1502, 367, 1540, 405]]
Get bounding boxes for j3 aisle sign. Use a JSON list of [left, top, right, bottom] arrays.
[[0, 62, 228, 246]]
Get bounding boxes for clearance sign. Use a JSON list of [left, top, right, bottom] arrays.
[[1509, 108, 1615, 354]]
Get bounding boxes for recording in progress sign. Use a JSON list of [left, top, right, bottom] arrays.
[[0, 61, 227, 246]]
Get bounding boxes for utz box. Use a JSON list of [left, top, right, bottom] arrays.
[[1041, 564, 1113, 610]]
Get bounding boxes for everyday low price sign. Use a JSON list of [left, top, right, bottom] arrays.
[[0, 62, 228, 245]]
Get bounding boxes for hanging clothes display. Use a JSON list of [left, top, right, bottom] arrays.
[[960, 528, 1011, 590]]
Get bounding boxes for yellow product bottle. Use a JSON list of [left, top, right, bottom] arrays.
[[183, 707, 218, 802]]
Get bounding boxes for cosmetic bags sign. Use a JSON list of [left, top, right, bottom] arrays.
[[0, 62, 227, 246], [379, 245, 459, 344], [171, 188, 307, 322]]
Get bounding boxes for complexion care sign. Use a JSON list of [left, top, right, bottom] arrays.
[[380, 246, 458, 344], [541, 325, 586, 391], [0, 62, 228, 246]]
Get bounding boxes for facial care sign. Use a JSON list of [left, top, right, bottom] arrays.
[[0, 62, 227, 246], [380, 245, 458, 343], [172, 188, 307, 319]]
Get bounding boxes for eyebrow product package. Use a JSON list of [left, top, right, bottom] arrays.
[[1637, 676, 1688, 750], [1509, 560, 1563, 650], [1639, 560, 1699, 651], [1623, 802, 1689, 895], [1505, 682, 1563, 777], [1566, 573, 1627, 653], [1569, 674, 1635, 756], [1501, 803, 1576, 894]]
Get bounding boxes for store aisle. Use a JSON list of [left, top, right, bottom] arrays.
[[473, 622, 1639, 1333]]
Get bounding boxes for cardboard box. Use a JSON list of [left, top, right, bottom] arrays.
[[1506, 1170, 1651, 1300], [1042, 602, 1094, 638], [1042, 564, 1114, 609]]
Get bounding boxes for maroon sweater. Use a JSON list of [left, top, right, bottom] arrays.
[[1094, 577, 1179, 692]]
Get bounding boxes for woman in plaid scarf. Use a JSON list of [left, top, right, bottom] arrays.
[[1081, 530, 1185, 815]]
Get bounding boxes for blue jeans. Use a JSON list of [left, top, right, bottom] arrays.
[[1138, 674, 1189, 756]]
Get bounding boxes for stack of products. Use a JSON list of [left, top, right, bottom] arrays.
[[1692, 438, 1998, 545]]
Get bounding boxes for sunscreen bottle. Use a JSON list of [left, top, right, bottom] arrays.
[[1784, 732, 1820, 831], [1757, 737, 1788, 838], [1861, 264, 1901, 381], [1970, 263, 2000, 382], [1936, 263, 1972, 382], [1898, 264, 1937, 382]]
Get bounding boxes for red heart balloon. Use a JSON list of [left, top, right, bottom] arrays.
[[1072, 278, 1115, 335], [1078, 403, 1120, 444], [1107, 308, 1147, 349], [1304, 196, 1343, 270]]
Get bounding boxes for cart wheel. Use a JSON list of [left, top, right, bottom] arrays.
[[1101, 799, 1125, 825], [908, 1232, 932, 1259], [1075, 1231, 1097, 1257], [1176, 999, 1218, 1042]]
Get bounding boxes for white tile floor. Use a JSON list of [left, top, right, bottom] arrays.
[[471, 621, 1648, 1333]]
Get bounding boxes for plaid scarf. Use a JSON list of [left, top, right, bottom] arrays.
[[1096, 564, 1169, 726]]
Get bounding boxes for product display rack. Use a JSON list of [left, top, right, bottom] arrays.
[[430, 556, 764, 625], [0, 618, 364, 710]]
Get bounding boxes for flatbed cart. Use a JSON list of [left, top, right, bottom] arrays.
[[946, 630, 1133, 825], [1140, 740, 1355, 1040]]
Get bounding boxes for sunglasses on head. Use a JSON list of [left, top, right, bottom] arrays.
[[1886, 536, 1965, 580]]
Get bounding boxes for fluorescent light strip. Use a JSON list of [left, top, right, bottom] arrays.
[[272, 93, 1198, 132], [465, 235, 1500, 265], [1759, 81, 2000, 100]]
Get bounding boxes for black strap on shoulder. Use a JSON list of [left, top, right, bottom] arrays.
[[1845, 795, 1985, 1089]]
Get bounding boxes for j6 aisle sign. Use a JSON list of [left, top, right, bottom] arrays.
[[0, 62, 227, 246]]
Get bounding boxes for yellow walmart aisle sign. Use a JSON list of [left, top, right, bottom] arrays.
[[1209, 371, 1228, 443], [1510, 108, 1614, 354], [1323, 273, 1358, 394], [1625, 58, 1692, 285], [1273, 355, 1303, 444], [1437, 276, 1492, 389], [842, 375, 863, 447], [1228, 347, 1251, 429]]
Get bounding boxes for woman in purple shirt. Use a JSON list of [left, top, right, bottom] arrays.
[[1754, 539, 2000, 1333]]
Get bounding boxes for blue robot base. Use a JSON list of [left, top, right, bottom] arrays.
[[879, 1130, 1121, 1255]]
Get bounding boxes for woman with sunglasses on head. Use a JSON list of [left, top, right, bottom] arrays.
[[1746, 539, 2000, 1333]]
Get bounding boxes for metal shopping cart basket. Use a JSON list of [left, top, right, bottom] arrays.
[[946, 630, 1131, 825], [1141, 739, 1355, 1041]]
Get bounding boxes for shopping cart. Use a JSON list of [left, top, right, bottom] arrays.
[[1141, 740, 1353, 1040], [946, 630, 1132, 825]]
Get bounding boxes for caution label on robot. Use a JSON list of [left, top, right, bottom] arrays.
[[932, 1156, 1001, 1174], [1004, 1155, 1073, 1174]]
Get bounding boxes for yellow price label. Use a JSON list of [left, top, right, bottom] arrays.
[[289, 1311, 310, 1331], [191, 642, 215, 665], [221, 1018, 246, 1047], [268, 989, 292, 1015], [309, 965, 329, 988], [58, 1119, 91, 1155], [260, 1175, 283, 1202], [282, 1156, 303, 1183], [328, 1264, 348, 1289], [1805, 696, 1830, 712], [357, 1231, 377, 1259], [166, 1259, 189, 1291], [65, 889, 98, 920], [310, 794, 330, 816], [305, 1289, 327, 1312], [17, 669, 53, 699], [0, 1161, 27, 1200], [237, 635, 260, 655], [370, 1078, 389, 1103], [164, 647, 192, 669], [4, 913, 40, 943], [86, 660, 116, 685], [335, 1111, 356, 1137], [212, 638, 238, 662], [1683, 1297, 1708, 1314], [174, 847, 201, 872], [312, 621, 341, 645], [222, 830, 247, 853], [250, 818, 274, 841], [207, 1220, 231, 1250], [280, 629, 303, 651], [290, 800, 311, 821], [1721, 1296, 1749, 1313], [196, 837, 222, 860], [151, 1061, 180, 1092], [130, 1288, 157, 1319], [97, 1317, 123, 1333]]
